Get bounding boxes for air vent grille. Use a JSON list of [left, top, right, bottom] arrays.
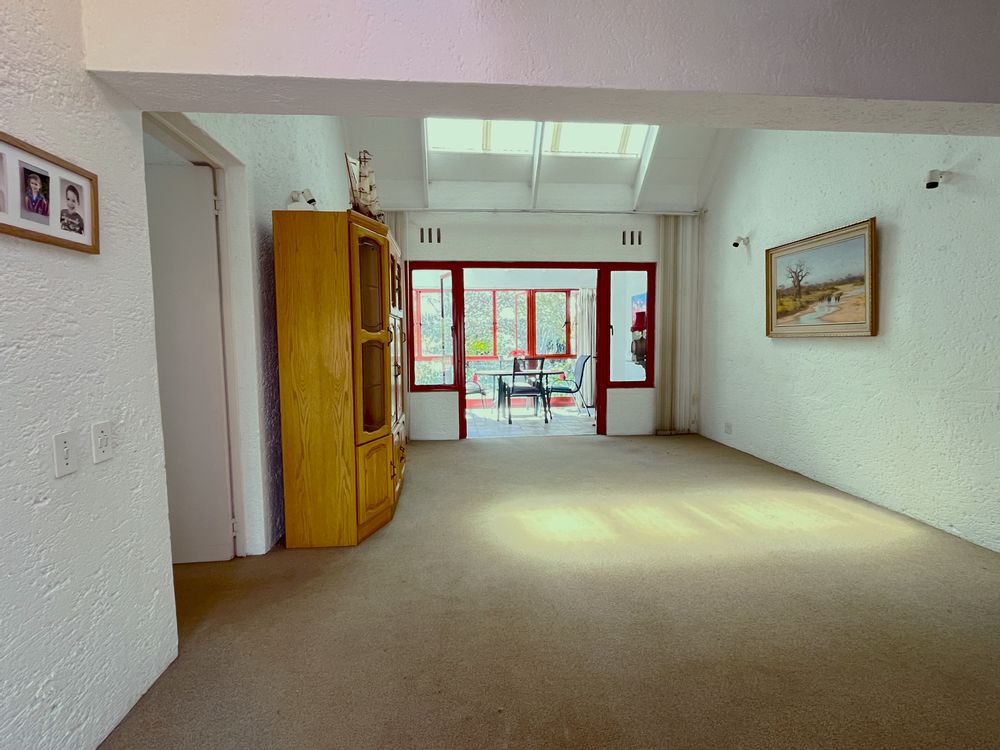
[[419, 227, 443, 244], [620, 229, 643, 246]]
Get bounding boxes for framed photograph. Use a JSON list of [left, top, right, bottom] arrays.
[[765, 218, 877, 337], [0, 131, 99, 254]]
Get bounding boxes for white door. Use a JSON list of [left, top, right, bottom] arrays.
[[146, 164, 235, 563]]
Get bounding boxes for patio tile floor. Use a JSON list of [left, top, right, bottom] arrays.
[[465, 405, 597, 438]]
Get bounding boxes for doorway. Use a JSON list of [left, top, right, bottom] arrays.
[[143, 130, 236, 563], [407, 261, 656, 439], [459, 268, 598, 438]]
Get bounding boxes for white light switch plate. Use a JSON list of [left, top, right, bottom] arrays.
[[91, 421, 113, 463], [53, 431, 78, 478]]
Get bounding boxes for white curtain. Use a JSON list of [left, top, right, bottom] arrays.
[[655, 214, 702, 434], [574, 288, 597, 407]]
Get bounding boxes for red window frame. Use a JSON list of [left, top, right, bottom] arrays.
[[529, 289, 574, 358], [412, 287, 576, 361]]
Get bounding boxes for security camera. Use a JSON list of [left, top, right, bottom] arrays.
[[732, 236, 749, 249], [302, 188, 317, 205], [925, 170, 951, 189]]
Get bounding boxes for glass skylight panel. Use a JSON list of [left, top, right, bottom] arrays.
[[426, 118, 484, 152], [623, 124, 651, 155], [487, 120, 535, 153], [426, 118, 535, 154], [545, 122, 650, 156]]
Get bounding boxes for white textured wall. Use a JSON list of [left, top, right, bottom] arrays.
[[0, 1, 177, 747], [82, 0, 1000, 105], [183, 114, 351, 554], [700, 130, 1000, 552]]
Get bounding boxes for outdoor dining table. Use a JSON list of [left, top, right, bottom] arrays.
[[474, 367, 566, 420]]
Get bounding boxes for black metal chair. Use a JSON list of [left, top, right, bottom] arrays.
[[545, 354, 591, 417], [505, 356, 547, 424]]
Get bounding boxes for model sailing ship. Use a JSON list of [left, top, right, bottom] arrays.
[[347, 149, 386, 223]]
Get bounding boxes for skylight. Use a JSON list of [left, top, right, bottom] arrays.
[[426, 118, 535, 154], [545, 122, 649, 156], [425, 118, 653, 158]]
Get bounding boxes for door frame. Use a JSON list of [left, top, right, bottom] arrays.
[[406, 260, 657, 438], [142, 113, 248, 555]]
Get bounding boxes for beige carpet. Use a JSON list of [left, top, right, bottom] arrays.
[[102, 436, 1000, 749]]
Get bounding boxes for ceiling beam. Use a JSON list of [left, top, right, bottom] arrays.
[[420, 118, 430, 208], [631, 125, 660, 211], [529, 121, 545, 209]]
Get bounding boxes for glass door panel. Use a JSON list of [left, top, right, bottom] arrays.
[[358, 237, 385, 334], [609, 270, 649, 383], [361, 340, 387, 434], [411, 269, 455, 387]]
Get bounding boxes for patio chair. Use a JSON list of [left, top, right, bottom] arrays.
[[505, 356, 547, 424], [545, 354, 591, 417]]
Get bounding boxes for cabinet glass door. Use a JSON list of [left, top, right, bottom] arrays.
[[361, 340, 387, 434], [358, 237, 385, 334], [351, 223, 392, 443]]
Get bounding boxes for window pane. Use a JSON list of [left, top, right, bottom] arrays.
[[624, 124, 650, 156], [412, 269, 455, 386], [546, 121, 650, 155], [535, 292, 568, 355], [489, 120, 535, 154], [464, 291, 495, 357], [610, 271, 648, 382], [495, 291, 528, 359], [426, 118, 483, 152]]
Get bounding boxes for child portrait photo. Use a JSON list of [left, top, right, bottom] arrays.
[[60, 179, 85, 234], [20, 161, 50, 224]]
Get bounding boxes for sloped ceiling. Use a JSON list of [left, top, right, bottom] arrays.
[[343, 117, 719, 213]]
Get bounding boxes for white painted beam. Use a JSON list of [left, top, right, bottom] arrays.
[[420, 118, 430, 208], [632, 125, 659, 211], [529, 121, 545, 209]]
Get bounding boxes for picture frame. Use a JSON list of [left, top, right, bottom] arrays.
[[0, 130, 100, 255], [765, 218, 877, 338]]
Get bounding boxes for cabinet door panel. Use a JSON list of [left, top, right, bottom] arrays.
[[390, 316, 404, 426], [361, 340, 388, 434], [357, 436, 393, 526], [350, 222, 392, 443]]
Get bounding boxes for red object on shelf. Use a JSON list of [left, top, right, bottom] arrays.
[[631, 311, 647, 333]]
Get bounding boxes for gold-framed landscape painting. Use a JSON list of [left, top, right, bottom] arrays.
[[766, 218, 877, 337]]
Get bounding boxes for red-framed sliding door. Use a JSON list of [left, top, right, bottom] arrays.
[[407, 261, 656, 439]]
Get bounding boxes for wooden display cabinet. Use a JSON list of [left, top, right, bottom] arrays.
[[274, 210, 406, 547]]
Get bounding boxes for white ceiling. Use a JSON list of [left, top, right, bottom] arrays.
[[343, 117, 719, 213]]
